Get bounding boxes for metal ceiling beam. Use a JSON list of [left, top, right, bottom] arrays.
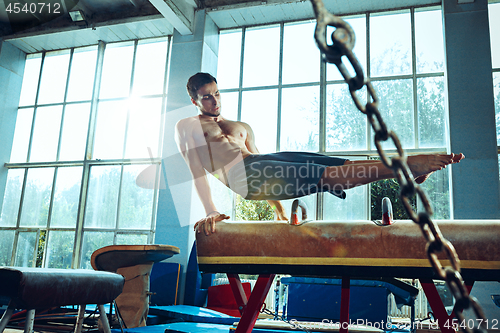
[[149, 0, 194, 35], [205, 0, 442, 14], [2, 12, 165, 40], [73, 0, 94, 19]]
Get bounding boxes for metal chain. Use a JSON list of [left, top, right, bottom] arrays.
[[260, 303, 311, 333], [309, 1, 488, 332]]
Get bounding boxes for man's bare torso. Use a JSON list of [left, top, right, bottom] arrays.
[[187, 115, 253, 180]]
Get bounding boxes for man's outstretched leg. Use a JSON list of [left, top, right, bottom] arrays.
[[318, 153, 465, 192]]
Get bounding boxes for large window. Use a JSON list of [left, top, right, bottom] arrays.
[[215, 7, 451, 220], [0, 38, 170, 269]]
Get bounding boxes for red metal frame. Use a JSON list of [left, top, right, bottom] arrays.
[[227, 273, 276, 333], [340, 276, 351, 333], [226, 274, 475, 333], [420, 279, 474, 333], [227, 274, 352, 333], [227, 274, 248, 315]]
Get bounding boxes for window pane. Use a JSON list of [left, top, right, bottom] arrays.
[[132, 39, 168, 96], [51, 167, 83, 228], [371, 79, 414, 149], [283, 21, 320, 84], [417, 168, 450, 219], [323, 185, 367, 220], [494, 72, 500, 146], [371, 178, 416, 220], [118, 165, 155, 229], [0, 169, 25, 227], [85, 166, 121, 229], [45, 231, 75, 268], [243, 25, 280, 88], [125, 97, 162, 159], [66, 46, 98, 102], [280, 86, 320, 151], [415, 8, 444, 73], [326, 84, 367, 151], [116, 233, 148, 245], [37, 50, 71, 105], [99, 42, 134, 99], [59, 103, 91, 161], [489, 3, 500, 69], [217, 30, 242, 90], [80, 231, 114, 269], [19, 168, 54, 227], [418, 77, 446, 148], [10, 108, 34, 163], [14, 231, 38, 267], [235, 197, 275, 221], [29, 105, 63, 162], [370, 11, 411, 77], [241, 89, 278, 153], [93, 100, 127, 159], [220, 92, 239, 121], [0, 230, 15, 265], [19, 54, 42, 107], [327, 15, 367, 82]]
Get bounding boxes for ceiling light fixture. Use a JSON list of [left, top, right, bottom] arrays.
[[69, 10, 86, 22]]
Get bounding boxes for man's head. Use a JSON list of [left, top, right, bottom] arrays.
[[187, 72, 217, 100], [187, 72, 221, 117]]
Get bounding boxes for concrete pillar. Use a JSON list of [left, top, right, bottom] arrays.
[[154, 10, 219, 304], [0, 41, 26, 212], [442, 0, 500, 218]]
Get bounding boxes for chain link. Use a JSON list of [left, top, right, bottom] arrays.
[[309, 1, 488, 332], [260, 304, 311, 333]]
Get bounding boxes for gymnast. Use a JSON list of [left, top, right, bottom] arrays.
[[175, 72, 465, 235]]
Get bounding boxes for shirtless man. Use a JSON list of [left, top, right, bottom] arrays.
[[175, 72, 465, 235]]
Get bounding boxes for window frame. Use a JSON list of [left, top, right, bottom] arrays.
[[491, 2, 500, 176], [217, 6, 450, 221], [1, 37, 171, 268]]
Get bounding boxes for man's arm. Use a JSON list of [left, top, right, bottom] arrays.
[[175, 118, 229, 234], [175, 118, 216, 214], [241, 122, 288, 221]]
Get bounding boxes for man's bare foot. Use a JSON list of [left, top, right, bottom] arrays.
[[409, 153, 465, 184]]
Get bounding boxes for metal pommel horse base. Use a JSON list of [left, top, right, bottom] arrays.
[[195, 220, 500, 333]]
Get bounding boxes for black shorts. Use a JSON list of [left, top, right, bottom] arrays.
[[226, 151, 348, 200]]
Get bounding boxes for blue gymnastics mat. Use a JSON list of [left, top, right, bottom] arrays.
[[110, 321, 296, 333], [111, 322, 231, 333], [148, 305, 238, 325]]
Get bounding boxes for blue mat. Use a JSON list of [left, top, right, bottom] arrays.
[[111, 322, 231, 333], [148, 305, 238, 325], [110, 321, 296, 333], [114, 305, 412, 333], [110, 316, 410, 333]]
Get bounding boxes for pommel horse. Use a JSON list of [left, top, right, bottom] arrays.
[[196, 220, 500, 333]]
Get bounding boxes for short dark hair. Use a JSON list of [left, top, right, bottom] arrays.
[[186, 72, 217, 100]]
